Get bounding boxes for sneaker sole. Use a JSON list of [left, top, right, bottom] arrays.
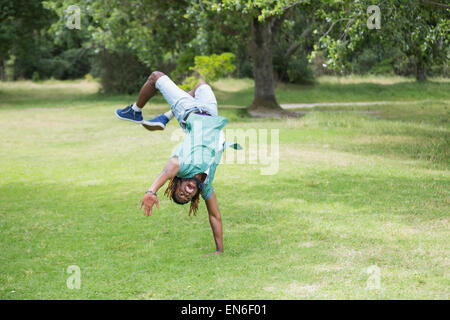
[[115, 110, 143, 124], [142, 121, 165, 131]]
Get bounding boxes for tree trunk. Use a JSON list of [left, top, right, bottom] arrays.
[[415, 58, 427, 82], [249, 17, 282, 111], [0, 60, 4, 81]]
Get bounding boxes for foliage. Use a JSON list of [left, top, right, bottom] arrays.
[[6, 0, 449, 90], [286, 54, 315, 84], [42, 0, 195, 91], [210, 0, 309, 21], [178, 76, 199, 92], [0, 0, 54, 62], [194, 53, 236, 82], [178, 52, 236, 90], [36, 47, 93, 80], [31, 72, 40, 82], [313, 0, 449, 80], [272, 4, 317, 83], [0, 0, 57, 80], [44, 0, 194, 69], [171, 46, 198, 82], [0, 0, 97, 81], [97, 50, 149, 94]]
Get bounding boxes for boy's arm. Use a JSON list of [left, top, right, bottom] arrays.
[[205, 191, 223, 256], [140, 157, 180, 216], [148, 156, 180, 193]]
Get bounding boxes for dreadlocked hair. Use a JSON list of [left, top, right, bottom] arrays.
[[165, 176, 200, 216]]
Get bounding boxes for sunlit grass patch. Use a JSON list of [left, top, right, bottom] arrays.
[[317, 75, 417, 85], [212, 78, 254, 92]]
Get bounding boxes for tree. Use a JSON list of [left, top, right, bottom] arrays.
[[44, 0, 196, 91], [45, 0, 313, 104], [0, 0, 55, 80], [272, 4, 317, 83], [44, 0, 195, 71], [198, 0, 309, 111], [314, 0, 449, 81]]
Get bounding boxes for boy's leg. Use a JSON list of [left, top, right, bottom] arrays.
[[142, 75, 200, 131], [188, 80, 207, 98], [192, 81, 218, 116], [141, 110, 174, 131], [143, 80, 219, 131], [136, 71, 165, 108], [142, 80, 210, 131], [116, 71, 168, 123]]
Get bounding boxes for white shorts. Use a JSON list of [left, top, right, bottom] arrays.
[[155, 75, 218, 128]]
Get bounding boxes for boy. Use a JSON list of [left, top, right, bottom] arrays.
[[116, 71, 239, 256]]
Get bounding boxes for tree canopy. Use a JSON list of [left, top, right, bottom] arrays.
[[315, 0, 449, 80], [2, 0, 447, 95]]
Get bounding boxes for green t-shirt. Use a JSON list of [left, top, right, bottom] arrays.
[[172, 113, 228, 200]]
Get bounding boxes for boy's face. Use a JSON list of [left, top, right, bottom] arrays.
[[175, 178, 198, 203]]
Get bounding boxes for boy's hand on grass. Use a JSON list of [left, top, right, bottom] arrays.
[[140, 192, 159, 217]]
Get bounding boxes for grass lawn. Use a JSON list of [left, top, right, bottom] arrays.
[[0, 77, 449, 299]]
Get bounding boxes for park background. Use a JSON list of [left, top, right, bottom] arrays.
[[0, 0, 449, 299]]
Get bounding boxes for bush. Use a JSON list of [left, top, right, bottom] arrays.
[[58, 48, 92, 79], [38, 57, 70, 79], [192, 52, 236, 82], [171, 46, 197, 82], [273, 45, 315, 84], [351, 48, 379, 74], [238, 60, 254, 79], [369, 57, 396, 75], [178, 76, 198, 91], [286, 55, 315, 84], [310, 51, 334, 77], [31, 71, 40, 82], [98, 50, 149, 94], [13, 36, 94, 81], [178, 52, 237, 91]]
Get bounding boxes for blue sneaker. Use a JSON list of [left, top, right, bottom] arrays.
[[115, 105, 143, 123], [142, 114, 170, 131]]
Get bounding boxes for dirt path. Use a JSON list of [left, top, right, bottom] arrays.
[[280, 101, 407, 109], [251, 100, 448, 117]]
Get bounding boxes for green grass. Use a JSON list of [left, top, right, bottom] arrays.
[[0, 77, 449, 299], [214, 76, 450, 106]]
